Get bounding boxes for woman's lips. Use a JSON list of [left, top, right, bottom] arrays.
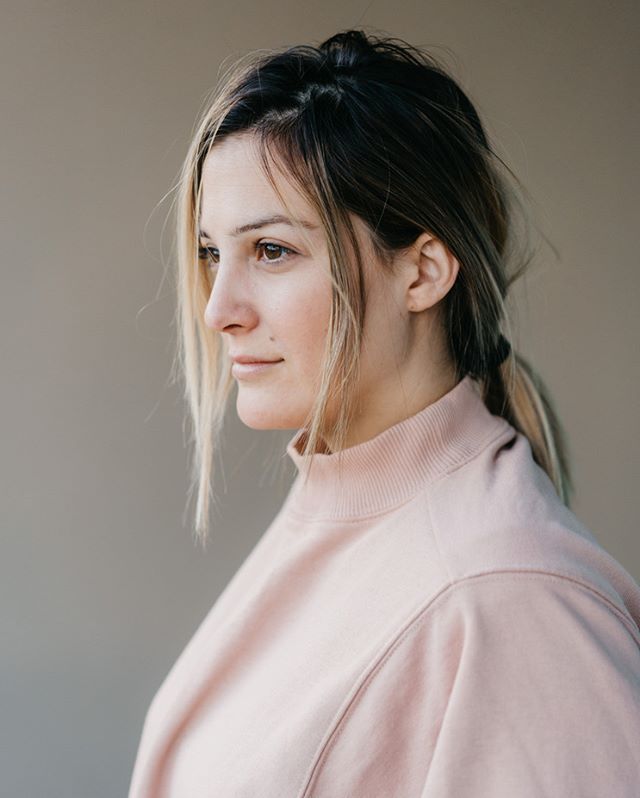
[[231, 359, 284, 378]]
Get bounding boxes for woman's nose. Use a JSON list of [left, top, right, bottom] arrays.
[[203, 264, 257, 333]]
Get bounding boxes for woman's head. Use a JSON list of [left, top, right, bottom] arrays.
[[173, 28, 572, 544], [198, 129, 459, 447]]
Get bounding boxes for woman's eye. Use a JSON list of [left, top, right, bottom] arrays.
[[197, 242, 295, 269], [198, 245, 219, 265], [256, 242, 295, 264]]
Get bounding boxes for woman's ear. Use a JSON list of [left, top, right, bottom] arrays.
[[403, 232, 460, 312]]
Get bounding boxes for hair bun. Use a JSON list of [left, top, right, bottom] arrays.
[[319, 29, 374, 67]]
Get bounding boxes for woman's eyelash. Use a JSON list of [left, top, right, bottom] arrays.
[[197, 246, 218, 265], [197, 242, 296, 267]]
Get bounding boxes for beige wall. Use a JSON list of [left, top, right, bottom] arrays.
[[2, 0, 638, 793]]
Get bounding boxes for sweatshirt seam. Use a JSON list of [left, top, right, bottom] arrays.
[[285, 422, 512, 525], [297, 569, 639, 797], [424, 490, 454, 587], [423, 423, 515, 587]]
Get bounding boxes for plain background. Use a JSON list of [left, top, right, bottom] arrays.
[[2, 1, 638, 795]]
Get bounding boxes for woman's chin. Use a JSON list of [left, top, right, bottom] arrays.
[[235, 396, 306, 431]]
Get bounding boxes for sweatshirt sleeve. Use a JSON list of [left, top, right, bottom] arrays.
[[417, 573, 640, 797], [304, 572, 640, 798]]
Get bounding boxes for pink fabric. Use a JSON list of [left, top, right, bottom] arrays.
[[128, 375, 640, 797]]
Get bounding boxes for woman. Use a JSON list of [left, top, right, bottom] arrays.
[[129, 29, 640, 797]]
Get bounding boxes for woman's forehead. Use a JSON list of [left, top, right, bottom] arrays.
[[201, 139, 318, 225]]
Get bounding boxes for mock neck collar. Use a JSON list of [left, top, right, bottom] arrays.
[[284, 375, 510, 521]]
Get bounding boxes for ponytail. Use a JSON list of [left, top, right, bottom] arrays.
[[482, 349, 574, 506]]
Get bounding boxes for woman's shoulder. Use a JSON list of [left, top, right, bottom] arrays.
[[425, 424, 640, 630], [302, 567, 640, 798]]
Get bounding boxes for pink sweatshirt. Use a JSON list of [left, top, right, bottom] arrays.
[[128, 375, 640, 797]]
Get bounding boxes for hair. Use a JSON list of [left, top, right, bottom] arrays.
[[170, 28, 573, 547]]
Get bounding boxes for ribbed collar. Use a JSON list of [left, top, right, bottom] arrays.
[[284, 375, 510, 520]]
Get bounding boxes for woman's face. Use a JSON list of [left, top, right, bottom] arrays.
[[199, 132, 335, 432], [199, 130, 448, 446]]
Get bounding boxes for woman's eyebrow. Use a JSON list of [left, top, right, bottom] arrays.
[[198, 214, 319, 241]]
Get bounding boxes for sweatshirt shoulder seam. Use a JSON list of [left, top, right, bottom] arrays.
[[296, 568, 639, 797]]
